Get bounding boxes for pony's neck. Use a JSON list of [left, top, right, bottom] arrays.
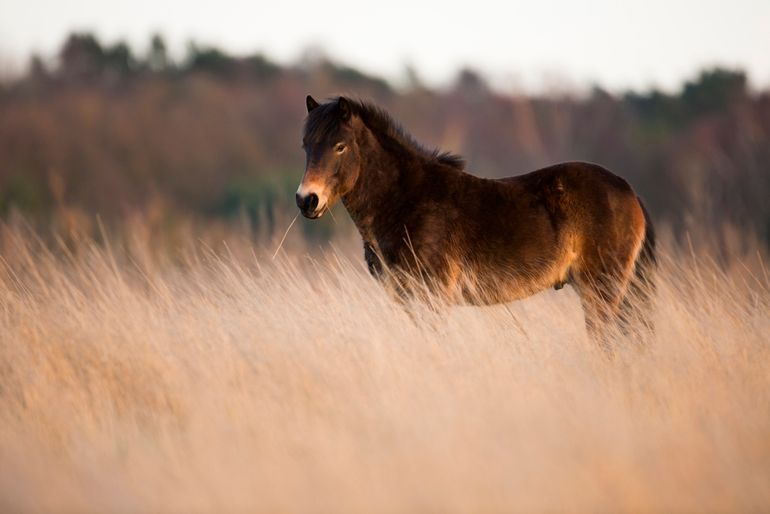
[[341, 123, 424, 242]]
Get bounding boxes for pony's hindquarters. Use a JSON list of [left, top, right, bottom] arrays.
[[569, 185, 652, 344]]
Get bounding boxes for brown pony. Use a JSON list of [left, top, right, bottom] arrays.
[[296, 95, 656, 339]]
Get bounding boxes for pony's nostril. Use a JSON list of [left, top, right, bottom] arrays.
[[296, 192, 320, 213], [307, 193, 319, 211]]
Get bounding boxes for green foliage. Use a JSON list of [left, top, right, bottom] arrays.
[[682, 68, 747, 117], [323, 61, 392, 94], [241, 55, 281, 80], [186, 43, 236, 75], [0, 171, 50, 216], [220, 173, 335, 241], [221, 176, 282, 228], [59, 33, 138, 80], [625, 67, 748, 128], [102, 42, 136, 76]]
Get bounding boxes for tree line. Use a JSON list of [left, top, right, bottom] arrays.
[[1, 32, 768, 253]]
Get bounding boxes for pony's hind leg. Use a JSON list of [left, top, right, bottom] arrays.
[[572, 259, 636, 352], [573, 217, 645, 350], [574, 278, 621, 353]]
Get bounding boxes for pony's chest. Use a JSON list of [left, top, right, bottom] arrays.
[[364, 236, 405, 271]]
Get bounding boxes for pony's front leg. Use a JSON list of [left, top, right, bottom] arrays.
[[381, 268, 454, 326]]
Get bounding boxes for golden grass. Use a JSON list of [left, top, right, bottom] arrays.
[[0, 223, 768, 513]]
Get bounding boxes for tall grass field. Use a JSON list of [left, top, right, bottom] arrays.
[[0, 221, 768, 513]]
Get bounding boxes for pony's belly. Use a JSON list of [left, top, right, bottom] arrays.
[[457, 251, 576, 305], [460, 274, 557, 305]]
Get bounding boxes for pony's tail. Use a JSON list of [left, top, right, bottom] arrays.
[[620, 198, 657, 332]]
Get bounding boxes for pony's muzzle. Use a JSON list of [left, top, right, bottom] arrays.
[[296, 192, 323, 218]]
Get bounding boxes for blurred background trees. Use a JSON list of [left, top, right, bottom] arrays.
[[1, 32, 768, 252]]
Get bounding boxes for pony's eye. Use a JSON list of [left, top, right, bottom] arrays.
[[334, 143, 347, 154]]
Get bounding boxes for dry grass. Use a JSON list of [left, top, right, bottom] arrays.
[[0, 222, 769, 513]]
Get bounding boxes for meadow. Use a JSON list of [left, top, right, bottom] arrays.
[[0, 219, 768, 513]]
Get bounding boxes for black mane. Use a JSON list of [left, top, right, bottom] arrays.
[[305, 97, 465, 170]]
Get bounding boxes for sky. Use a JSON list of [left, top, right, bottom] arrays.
[[1, 0, 769, 93]]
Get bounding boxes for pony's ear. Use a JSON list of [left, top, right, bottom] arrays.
[[306, 95, 319, 112], [337, 97, 351, 121]]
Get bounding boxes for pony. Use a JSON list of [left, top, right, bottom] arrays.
[[296, 95, 656, 340]]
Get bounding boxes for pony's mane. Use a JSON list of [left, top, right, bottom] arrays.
[[306, 97, 465, 170]]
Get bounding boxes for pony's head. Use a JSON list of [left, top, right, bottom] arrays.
[[296, 95, 362, 219]]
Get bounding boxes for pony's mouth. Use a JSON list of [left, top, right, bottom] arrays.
[[302, 205, 327, 219]]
